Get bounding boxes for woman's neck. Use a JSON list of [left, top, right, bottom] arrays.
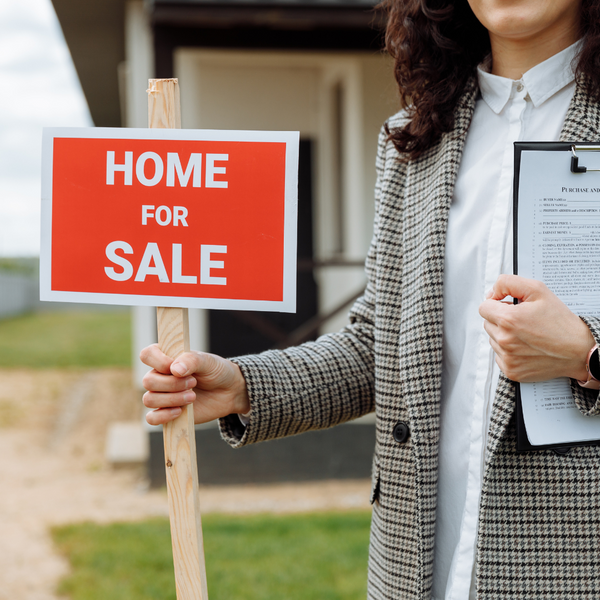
[[489, 23, 581, 80]]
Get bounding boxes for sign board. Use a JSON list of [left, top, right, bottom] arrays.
[[41, 128, 299, 312]]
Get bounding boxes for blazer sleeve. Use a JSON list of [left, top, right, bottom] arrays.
[[570, 315, 600, 415], [218, 125, 392, 448]]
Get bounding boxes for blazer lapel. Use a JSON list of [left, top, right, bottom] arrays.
[[399, 77, 478, 446], [560, 77, 600, 142]]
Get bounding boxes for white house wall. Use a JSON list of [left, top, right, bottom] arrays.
[[178, 62, 320, 135]]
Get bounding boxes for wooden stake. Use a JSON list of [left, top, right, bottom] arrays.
[[148, 78, 209, 600]]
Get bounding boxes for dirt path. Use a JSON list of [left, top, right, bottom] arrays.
[[0, 368, 371, 600]]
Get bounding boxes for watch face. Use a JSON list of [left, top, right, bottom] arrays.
[[590, 348, 600, 381]]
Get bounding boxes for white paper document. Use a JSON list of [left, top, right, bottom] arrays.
[[517, 149, 600, 446]]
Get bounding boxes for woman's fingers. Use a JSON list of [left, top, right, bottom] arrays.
[[143, 387, 196, 409], [139, 345, 251, 425], [479, 274, 594, 381], [146, 406, 183, 426], [486, 273, 544, 303], [139, 343, 174, 374], [142, 369, 197, 393], [169, 351, 235, 390]]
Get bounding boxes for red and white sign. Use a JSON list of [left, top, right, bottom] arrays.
[[41, 128, 299, 312]]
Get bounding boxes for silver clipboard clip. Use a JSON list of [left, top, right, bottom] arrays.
[[570, 145, 600, 173]]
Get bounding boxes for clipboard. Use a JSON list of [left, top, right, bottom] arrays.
[[513, 141, 600, 452]]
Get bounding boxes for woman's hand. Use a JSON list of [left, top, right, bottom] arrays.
[[478, 274, 594, 383], [140, 344, 250, 426]]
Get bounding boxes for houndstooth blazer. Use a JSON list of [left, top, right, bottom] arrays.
[[220, 76, 600, 600]]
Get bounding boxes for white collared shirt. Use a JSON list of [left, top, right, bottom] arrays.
[[433, 41, 581, 600]]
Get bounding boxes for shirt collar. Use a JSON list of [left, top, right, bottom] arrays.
[[477, 39, 582, 114]]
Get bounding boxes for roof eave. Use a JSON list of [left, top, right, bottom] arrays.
[[151, 4, 385, 30]]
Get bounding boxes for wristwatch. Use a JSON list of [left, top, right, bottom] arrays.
[[577, 344, 600, 390]]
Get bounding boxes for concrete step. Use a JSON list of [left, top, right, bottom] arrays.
[[106, 421, 149, 468]]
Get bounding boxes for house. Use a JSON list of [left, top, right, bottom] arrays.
[[52, 0, 397, 485]]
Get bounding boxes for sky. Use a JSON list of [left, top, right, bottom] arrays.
[[0, 0, 92, 257]]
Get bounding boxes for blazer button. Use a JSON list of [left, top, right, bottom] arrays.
[[393, 421, 409, 444]]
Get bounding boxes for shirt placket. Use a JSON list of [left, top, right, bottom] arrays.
[[448, 82, 527, 600]]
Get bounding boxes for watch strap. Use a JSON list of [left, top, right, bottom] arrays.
[[577, 344, 600, 390]]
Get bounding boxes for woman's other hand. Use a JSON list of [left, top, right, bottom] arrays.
[[479, 274, 594, 383], [140, 344, 250, 426]]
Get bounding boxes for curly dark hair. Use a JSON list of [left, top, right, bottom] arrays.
[[380, 0, 600, 161]]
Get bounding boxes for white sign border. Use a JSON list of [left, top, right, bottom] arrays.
[[41, 127, 299, 313]]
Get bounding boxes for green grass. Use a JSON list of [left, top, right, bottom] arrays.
[[52, 512, 371, 600], [0, 311, 131, 367], [0, 257, 38, 276]]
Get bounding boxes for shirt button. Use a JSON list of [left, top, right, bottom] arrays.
[[392, 421, 409, 444], [516, 82, 524, 93]]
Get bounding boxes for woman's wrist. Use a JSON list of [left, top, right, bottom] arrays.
[[231, 363, 251, 415]]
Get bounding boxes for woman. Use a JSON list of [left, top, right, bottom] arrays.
[[141, 1, 600, 598]]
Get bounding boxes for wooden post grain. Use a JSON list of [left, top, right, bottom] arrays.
[[148, 78, 209, 600]]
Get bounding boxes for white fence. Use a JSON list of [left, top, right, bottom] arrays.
[[0, 273, 38, 319]]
